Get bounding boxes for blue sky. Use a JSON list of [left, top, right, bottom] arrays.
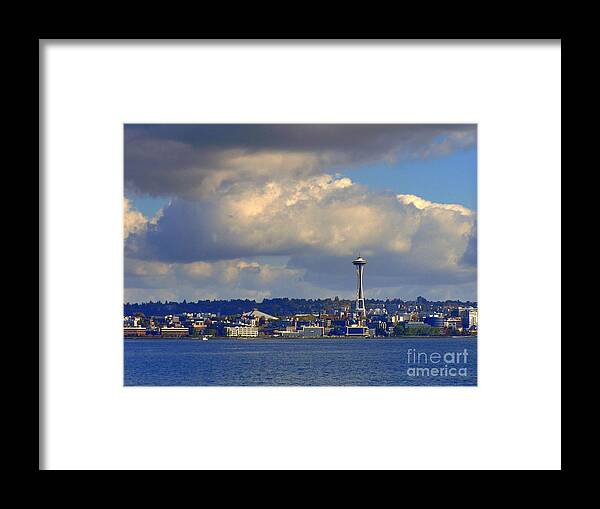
[[131, 195, 170, 218], [340, 147, 477, 210]]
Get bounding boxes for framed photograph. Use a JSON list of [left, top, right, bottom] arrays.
[[41, 39, 561, 470]]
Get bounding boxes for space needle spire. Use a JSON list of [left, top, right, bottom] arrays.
[[352, 254, 367, 325]]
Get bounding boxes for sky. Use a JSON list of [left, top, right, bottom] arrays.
[[124, 124, 477, 303]]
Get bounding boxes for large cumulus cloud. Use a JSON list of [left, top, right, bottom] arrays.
[[125, 175, 476, 300]]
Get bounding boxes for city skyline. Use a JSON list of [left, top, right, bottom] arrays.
[[124, 124, 477, 303]]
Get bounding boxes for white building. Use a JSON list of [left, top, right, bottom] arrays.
[[460, 307, 478, 329], [444, 317, 463, 330], [225, 326, 259, 338], [242, 309, 279, 321], [468, 308, 478, 328]]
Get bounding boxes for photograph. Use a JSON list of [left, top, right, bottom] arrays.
[[124, 124, 478, 386]]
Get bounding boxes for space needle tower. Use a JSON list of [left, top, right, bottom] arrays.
[[352, 255, 367, 324]]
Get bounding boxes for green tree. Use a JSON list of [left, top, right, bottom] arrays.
[[393, 323, 406, 336]]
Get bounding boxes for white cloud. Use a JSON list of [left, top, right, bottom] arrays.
[[125, 175, 476, 300], [123, 197, 147, 239], [397, 194, 473, 217], [124, 198, 166, 240]]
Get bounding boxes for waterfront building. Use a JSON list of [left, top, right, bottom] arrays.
[[300, 326, 325, 338], [124, 326, 146, 337], [444, 317, 463, 330], [276, 329, 299, 338], [225, 326, 259, 338], [424, 315, 446, 328], [371, 319, 388, 332], [346, 325, 369, 336], [192, 322, 207, 335], [160, 326, 189, 337], [275, 329, 300, 338]]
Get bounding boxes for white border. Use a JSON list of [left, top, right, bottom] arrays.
[[41, 41, 561, 470]]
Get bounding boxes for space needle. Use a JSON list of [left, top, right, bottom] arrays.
[[352, 255, 367, 325]]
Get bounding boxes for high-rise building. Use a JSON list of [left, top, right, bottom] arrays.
[[467, 308, 478, 329], [460, 307, 478, 330]]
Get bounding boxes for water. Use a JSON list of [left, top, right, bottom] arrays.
[[125, 338, 477, 386]]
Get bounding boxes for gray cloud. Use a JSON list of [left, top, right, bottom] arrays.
[[123, 253, 477, 304], [125, 124, 476, 198], [460, 223, 477, 267]]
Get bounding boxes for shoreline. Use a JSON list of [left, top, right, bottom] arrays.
[[125, 335, 477, 341]]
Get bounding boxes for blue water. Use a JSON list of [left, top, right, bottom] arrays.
[[124, 338, 477, 386]]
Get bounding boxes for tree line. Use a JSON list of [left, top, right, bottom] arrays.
[[124, 297, 477, 317]]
